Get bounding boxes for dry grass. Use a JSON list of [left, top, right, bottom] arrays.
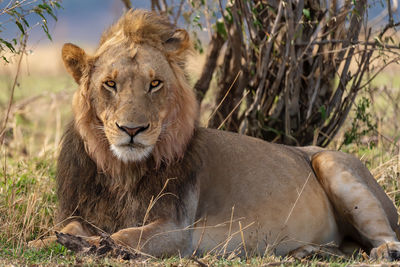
[[1, 45, 400, 265]]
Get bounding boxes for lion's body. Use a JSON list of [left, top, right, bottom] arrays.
[[57, 124, 341, 255], [30, 10, 400, 260], [189, 128, 340, 256], [192, 128, 399, 256], [54, 123, 398, 257]]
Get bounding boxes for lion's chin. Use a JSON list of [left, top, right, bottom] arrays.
[[110, 144, 154, 163]]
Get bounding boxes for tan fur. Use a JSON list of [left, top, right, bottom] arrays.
[[30, 10, 400, 260]]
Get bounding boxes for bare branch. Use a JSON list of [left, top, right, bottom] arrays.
[[194, 33, 225, 100], [121, 0, 132, 10], [0, 37, 26, 146], [190, 0, 399, 146], [173, 0, 185, 25]]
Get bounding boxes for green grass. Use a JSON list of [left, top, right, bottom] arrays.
[[0, 155, 57, 249], [0, 243, 76, 265], [0, 74, 75, 105]]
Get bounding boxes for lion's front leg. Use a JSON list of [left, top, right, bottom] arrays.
[[28, 220, 93, 249], [110, 219, 193, 257]]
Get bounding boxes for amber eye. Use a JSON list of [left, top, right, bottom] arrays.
[[149, 80, 163, 92], [104, 80, 116, 90]]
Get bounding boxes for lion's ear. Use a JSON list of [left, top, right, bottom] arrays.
[[164, 29, 190, 55], [62, 43, 88, 84]]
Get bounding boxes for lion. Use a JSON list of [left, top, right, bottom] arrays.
[[29, 10, 400, 260]]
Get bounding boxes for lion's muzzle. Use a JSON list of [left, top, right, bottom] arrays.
[[109, 122, 154, 162], [116, 122, 150, 139]]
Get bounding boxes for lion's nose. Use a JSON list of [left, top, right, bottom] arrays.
[[116, 123, 149, 137]]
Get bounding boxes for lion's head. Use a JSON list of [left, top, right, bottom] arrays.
[[61, 10, 198, 173]]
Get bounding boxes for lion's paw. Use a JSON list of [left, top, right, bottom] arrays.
[[370, 242, 400, 261], [27, 236, 57, 249], [85, 235, 102, 247], [289, 244, 344, 260]]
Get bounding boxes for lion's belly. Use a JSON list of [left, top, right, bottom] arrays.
[[190, 128, 342, 255], [191, 179, 340, 256]]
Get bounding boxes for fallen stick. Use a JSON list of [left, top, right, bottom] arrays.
[[56, 232, 140, 260]]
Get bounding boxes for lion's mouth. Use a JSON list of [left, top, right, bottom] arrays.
[[119, 142, 147, 149]]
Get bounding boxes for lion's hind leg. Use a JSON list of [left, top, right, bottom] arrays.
[[311, 151, 400, 261]]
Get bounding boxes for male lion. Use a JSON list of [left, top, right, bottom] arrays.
[[30, 10, 400, 260]]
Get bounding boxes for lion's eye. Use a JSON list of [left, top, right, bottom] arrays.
[[149, 80, 163, 92], [104, 80, 116, 90]]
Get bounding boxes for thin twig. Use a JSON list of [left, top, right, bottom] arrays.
[[173, 0, 185, 25], [192, 217, 207, 256], [284, 173, 312, 225], [137, 178, 177, 250], [206, 71, 241, 127], [222, 206, 235, 256], [239, 221, 248, 260], [0, 36, 27, 145], [121, 0, 132, 10], [217, 90, 249, 130]]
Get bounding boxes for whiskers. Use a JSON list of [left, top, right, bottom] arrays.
[[92, 128, 110, 144], [93, 124, 105, 131], [157, 120, 179, 142]]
